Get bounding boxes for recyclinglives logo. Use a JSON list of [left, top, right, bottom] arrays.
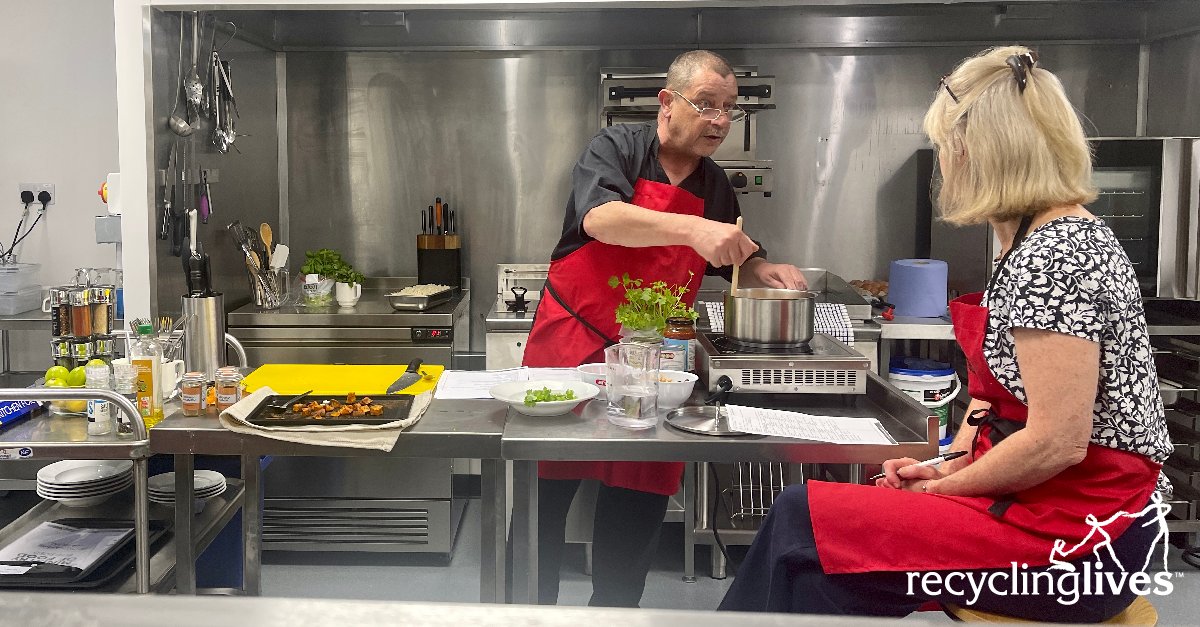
[[906, 493, 1178, 606]]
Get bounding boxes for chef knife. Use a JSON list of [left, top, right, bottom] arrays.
[[386, 358, 424, 394]]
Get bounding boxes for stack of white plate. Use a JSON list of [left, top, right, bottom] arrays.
[[36, 460, 134, 508], [148, 471, 227, 514]]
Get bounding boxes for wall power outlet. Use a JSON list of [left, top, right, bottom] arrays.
[[18, 183, 55, 206]]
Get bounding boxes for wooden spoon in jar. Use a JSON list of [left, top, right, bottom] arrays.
[[730, 216, 743, 296], [259, 223, 273, 268]]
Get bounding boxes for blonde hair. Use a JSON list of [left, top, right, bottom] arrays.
[[923, 46, 1097, 226]]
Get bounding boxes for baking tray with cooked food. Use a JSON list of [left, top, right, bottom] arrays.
[[245, 393, 414, 426]]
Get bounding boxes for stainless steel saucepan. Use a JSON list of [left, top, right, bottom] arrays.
[[724, 287, 815, 346]]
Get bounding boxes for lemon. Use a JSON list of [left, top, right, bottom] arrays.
[[66, 366, 88, 387], [45, 365, 69, 383], [86, 359, 108, 369]]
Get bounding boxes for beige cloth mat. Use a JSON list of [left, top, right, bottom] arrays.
[[219, 386, 432, 451]]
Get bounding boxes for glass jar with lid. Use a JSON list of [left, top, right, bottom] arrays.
[[90, 335, 115, 368], [662, 317, 698, 372], [68, 287, 92, 337], [90, 286, 115, 335], [215, 370, 244, 411], [51, 338, 73, 369], [47, 287, 71, 337], [181, 372, 207, 416], [69, 337, 92, 364]]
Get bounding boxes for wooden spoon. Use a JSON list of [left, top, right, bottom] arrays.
[[259, 223, 273, 268], [730, 216, 743, 296]]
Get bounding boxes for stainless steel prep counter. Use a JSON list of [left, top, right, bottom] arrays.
[[505, 371, 937, 603], [148, 398, 507, 601]]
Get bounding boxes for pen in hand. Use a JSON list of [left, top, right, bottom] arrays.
[[868, 450, 968, 482]]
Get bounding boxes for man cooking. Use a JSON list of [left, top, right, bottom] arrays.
[[522, 50, 806, 607]]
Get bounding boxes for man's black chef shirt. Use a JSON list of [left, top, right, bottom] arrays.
[[551, 121, 765, 281]]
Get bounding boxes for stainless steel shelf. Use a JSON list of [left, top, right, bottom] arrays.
[[0, 479, 243, 594]]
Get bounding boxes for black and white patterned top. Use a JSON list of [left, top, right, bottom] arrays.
[[983, 217, 1173, 478]]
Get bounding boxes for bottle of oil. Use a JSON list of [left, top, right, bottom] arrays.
[[129, 323, 164, 428]]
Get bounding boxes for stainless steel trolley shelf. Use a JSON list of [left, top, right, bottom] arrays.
[[0, 479, 245, 593], [0, 388, 151, 592]]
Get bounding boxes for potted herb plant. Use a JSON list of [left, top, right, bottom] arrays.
[[608, 272, 699, 343], [299, 248, 350, 306], [334, 264, 366, 308]]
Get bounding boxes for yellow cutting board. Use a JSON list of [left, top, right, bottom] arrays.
[[242, 364, 444, 396]]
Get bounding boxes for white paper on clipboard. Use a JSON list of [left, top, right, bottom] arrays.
[[723, 405, 898, 445]]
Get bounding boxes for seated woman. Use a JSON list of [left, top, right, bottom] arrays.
[[719, 46, 1173, 622]]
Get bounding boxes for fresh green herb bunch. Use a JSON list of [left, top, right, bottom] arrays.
[[301, 248, 365, 285], [608, 271, 698, 333], [523, 387, 577, 406]]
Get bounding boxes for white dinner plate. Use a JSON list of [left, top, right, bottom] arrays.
[[147, 470, 226, 495], [38, 473, 130, 491], [37, 460, 133, 486], [149, 483, 225, 498], [149, 482, 226, 503], [37, 476, 133, 498], [489, 380, 600, 417]]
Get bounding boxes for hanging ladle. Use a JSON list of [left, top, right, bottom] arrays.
[[167, 17, 193, 137], [183, 12, 205, 122]]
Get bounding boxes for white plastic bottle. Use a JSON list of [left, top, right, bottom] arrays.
[[129, 323, 164, 428]]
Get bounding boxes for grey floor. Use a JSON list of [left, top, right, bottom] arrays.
[[259, 499, 1200, 624]]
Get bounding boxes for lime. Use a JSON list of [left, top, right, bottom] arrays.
[[86, 359, 109, 369], [66, 366, 88, 387], [44, 378, 68, 388], [45, 365, 70, 383]]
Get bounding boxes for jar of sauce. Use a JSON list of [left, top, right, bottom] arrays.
[[69, 287, 92, 337], [662, 317, 697, 373], [181, 372, 206, 416]]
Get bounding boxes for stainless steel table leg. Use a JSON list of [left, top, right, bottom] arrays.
[[174, 454, 197, 594], [711, 541, 727, 579], [511, 459, 538, 604], [134, 457, 150, 594], [242, 454, 262, 596], [683, 462, 696, 583], [848, 464, 863, 484], [479, 457, 506, 603]]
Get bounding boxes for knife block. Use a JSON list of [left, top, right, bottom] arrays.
[[416, 234, 461, 290]]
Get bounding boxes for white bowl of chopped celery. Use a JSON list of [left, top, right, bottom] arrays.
[[489, 380, 600, 417]]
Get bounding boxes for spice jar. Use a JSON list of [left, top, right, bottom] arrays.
[[662, 317, 698, 373], [90, 335, 115, 367], [90, 286, 115, 335], [215, 370, 244, 411], [68, 287, 92, 337], [181, 372, 206, 416], [47, 287, 71, 336], [70, 337, 92, 364], [51, 338, 73, 369]]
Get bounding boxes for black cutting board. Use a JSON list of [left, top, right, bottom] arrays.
[[0, 518, 169, 589], [245, 394, 414, 426]]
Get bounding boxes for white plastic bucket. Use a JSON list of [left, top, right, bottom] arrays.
[[888, 357, 961, 440]]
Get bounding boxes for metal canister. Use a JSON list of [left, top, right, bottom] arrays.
[[51, 338, 73, 369], [90, 286, 115, 336]]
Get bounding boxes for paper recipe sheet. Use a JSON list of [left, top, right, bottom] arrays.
[[0, 521, 131, 571], [723, 405, 898, 445]]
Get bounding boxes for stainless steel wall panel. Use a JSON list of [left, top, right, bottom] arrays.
[[1147, 32, 1200, 137]]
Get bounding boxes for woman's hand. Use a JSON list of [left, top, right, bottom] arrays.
[[875, 457, 948, 491]]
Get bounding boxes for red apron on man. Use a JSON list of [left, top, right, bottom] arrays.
[[523, 178, 710, 496], [806, 220, 1160, 574]]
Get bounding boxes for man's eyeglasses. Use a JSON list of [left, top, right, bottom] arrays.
[[937, 50, 1040, 105], [670, 90, 745, 122]]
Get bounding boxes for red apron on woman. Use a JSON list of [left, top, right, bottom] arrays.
[[806, 270, 1160, 575], [523, 178, 710, 496]]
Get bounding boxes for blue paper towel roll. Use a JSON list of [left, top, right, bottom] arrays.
[[888, 259, 948, 318]]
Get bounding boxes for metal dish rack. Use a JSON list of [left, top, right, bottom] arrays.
[[722, 462, 789, 526]]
